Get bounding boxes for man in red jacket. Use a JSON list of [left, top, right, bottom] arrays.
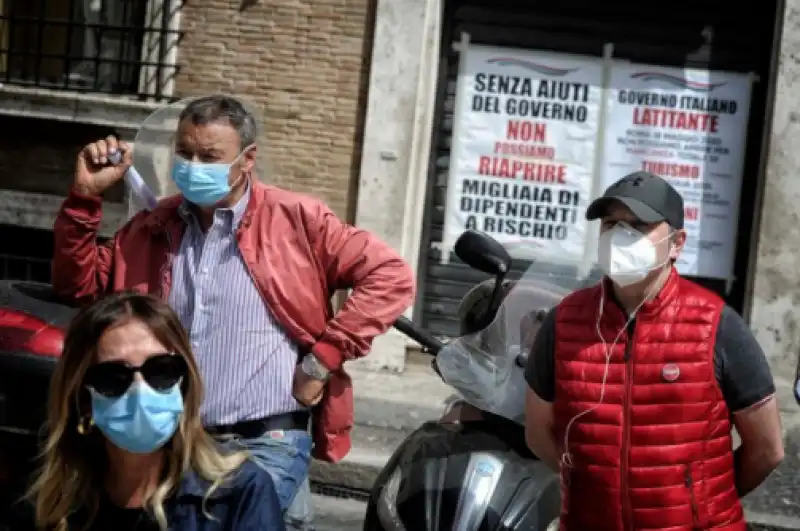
[[524, 171, 784, 531], [52, 95, 415, 530]]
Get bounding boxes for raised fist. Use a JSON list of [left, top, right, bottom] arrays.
[[73, 135, 132, 197]]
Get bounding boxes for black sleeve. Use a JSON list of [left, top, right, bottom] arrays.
[[5, 498, 36, 531], [795, 350, 800, 404], [715, 305, 776, 413], [524, 307, 557, 402]]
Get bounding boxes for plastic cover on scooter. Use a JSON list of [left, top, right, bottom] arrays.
[[434, 252, 600, 425], [126, 95, 264, 219], [367, 251, 603, 531]]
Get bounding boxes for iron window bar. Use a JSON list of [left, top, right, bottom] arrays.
[[0, 253, 51, 283], [0, 0, 182, 101]]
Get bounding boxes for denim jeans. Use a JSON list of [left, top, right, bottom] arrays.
[[232, 429, 315, 531]]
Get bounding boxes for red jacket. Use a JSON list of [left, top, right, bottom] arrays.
[[552, 270, 744, 531], [51, 181, 415, 462]]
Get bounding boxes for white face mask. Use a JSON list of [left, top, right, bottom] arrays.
[[598, 222, 671, 287]]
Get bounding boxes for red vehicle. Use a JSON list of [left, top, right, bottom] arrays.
[[0, 280, 76, 524]]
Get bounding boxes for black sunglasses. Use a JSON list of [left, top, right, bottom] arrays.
[[84, 353, 188, 398]]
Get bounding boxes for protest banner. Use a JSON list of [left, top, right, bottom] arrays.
[[600, 63, 754, 281], [442, 41, 604, 263]]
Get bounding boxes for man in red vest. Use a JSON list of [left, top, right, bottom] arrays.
[[524, 171, 784, 531]]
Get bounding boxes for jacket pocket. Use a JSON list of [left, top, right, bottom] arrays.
[[684, 464, 701, 529]]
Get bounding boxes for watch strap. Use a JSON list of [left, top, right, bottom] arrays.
[[302, 354, 330, 380]]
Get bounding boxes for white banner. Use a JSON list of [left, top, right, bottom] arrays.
[[443, 44, 604, 263], [599, 63, 753, 280]]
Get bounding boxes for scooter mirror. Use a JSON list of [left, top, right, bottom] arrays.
[[454, 230, 512, 277]]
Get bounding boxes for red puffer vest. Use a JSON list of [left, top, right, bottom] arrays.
[[552, 269, 745, 531]]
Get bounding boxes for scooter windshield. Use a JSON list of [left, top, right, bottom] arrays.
[[126, 95, 265, 219], [435, 249, 602, 425]]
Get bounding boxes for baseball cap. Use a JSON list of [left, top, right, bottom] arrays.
[[585, 171, 684, 229]]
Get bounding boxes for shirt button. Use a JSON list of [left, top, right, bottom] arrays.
[[191, 341, 199, 349]]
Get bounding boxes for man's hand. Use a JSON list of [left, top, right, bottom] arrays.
[[293, 355, 329, 407], [74, 136, 132, 197], [525, 388, 562, 472]]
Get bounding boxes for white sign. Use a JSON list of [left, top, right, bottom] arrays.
[[443, 44, 604, 263], [600, 63, 753, 280]]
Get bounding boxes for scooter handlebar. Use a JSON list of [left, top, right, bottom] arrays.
[[394, 316, 444, 355]]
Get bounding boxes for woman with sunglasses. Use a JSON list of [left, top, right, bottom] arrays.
[[23, 291, 286, 530]]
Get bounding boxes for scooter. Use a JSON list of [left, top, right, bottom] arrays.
[[363, 229, 570, 531]]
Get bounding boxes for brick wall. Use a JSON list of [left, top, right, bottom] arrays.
[[175, 0, 376, 221]]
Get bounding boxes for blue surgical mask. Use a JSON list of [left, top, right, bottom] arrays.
[[90, 381, 184, 454], [171, 156, 240, 207]]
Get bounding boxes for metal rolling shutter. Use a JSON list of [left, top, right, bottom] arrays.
[[418, 0, 778, 337]]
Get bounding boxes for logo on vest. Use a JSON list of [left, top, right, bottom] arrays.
[[661, 364, 680, 382]]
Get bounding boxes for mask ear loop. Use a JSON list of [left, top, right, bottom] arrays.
[[229, 144, 256, 189], [560, 279, 653, 469]]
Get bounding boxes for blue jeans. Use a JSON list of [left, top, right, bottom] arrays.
[[233, 429, 314, 531]]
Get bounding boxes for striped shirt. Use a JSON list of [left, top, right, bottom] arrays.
[[168, 186, 303, 426]]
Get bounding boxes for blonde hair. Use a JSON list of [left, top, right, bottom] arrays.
[[27, 292, 248, 531]]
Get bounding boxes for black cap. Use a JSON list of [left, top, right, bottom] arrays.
[[585, 171, 684, 229]]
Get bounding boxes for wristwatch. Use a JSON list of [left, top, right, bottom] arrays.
[[301, 354, 331, 381]]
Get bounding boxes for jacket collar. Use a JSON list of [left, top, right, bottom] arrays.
[[174, 468, 228, 500], [144, 178, 268, 233], [175, 469, 211, 499], [177, 183, 251, 233]]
